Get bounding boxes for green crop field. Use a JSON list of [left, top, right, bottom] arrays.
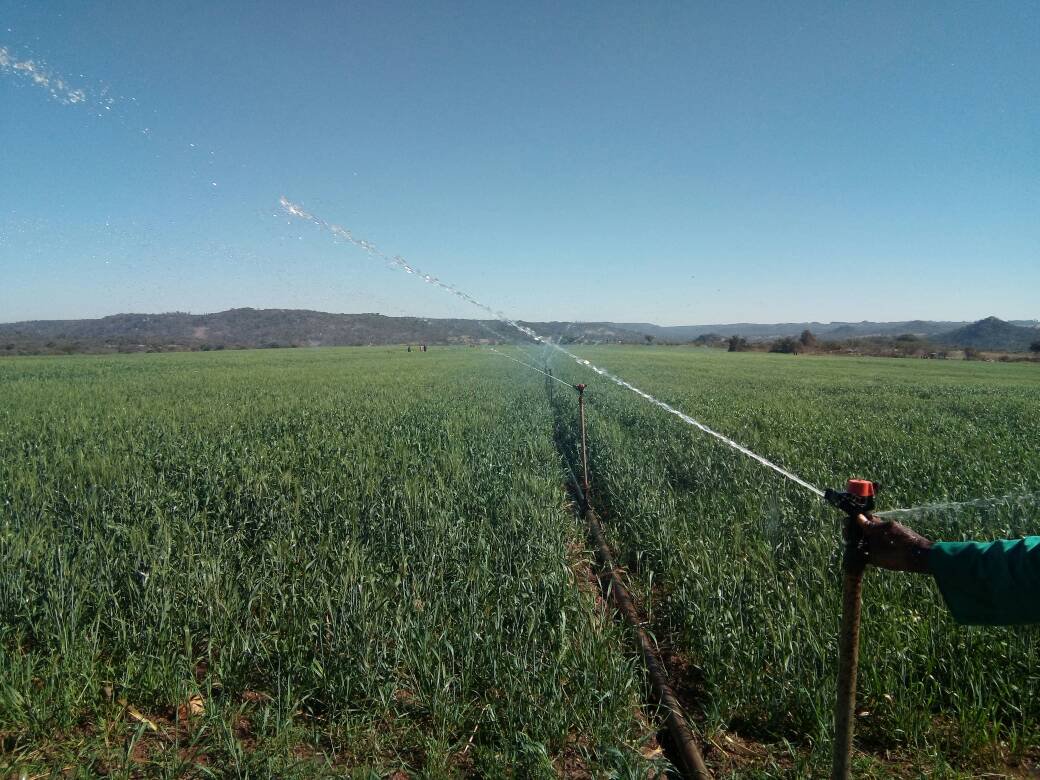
[[2, 345, 1038, 777], [0, 349, 661, 777], [554, 346, 1040, 776]]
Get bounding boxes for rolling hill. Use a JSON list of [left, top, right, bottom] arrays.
[[1, 310, 1036, 356], [0, 309, 650, 355], [936, 316, 1040, 351]]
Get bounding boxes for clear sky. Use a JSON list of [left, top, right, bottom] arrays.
[[1, 1, 1037, 326]]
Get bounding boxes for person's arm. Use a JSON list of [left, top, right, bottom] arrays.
[[928, 538, 1040, 625], [854, 514, 1040, 626]]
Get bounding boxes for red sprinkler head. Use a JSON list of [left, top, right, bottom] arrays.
[[574, 383, 586, 393], [846, 479, 875, 499], [825, 479, 878, 516]]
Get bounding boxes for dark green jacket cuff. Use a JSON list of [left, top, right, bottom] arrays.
[[929, 537, 1040, 626]]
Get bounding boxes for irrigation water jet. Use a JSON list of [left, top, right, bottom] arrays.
[[875, 490, 1040, 519], [280, 197, 826, 499], [487, 347, 573, 388], [0, 45, 89, 105]]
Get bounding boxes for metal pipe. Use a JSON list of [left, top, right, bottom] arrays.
[[576, 384, 590, 504], [831, 516, 866, 780]]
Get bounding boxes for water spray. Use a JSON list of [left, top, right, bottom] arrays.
[[283, 195, 1029, 520], [875, 490, 1040, 519], [487, 347, 572, 388], [280, 198, 1039, 777], [279, 197, 826, 500], [488, 348, 591, 504], [0, 45, 88, 105]]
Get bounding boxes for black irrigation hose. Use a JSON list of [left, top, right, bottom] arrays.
[[560, 454, 711, 779], [584, 504, 712, 780]]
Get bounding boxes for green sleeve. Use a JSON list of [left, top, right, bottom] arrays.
[[928, 537, 1040, 626]]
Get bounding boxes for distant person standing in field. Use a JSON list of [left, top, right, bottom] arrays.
[[855, 514, 1040, 625]]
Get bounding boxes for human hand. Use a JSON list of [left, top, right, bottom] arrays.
[[854, 514, 933, 573]]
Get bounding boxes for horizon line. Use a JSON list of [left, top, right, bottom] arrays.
[[1, 307, 1036, 330]]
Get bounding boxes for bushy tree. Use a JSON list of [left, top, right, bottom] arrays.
[[727, 335, 749, 352], [693, 333, 723, 346], [799, 329, 817, 348], [770, 337, 802, 354]]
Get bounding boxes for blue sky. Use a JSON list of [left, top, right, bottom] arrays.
[[1, 1, 1037, 325]]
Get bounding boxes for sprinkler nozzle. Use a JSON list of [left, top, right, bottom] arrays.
[[825, 479, 878, 516]]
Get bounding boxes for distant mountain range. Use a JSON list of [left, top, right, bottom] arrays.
[[935, 316, 1040, 352], [0, 309, 1037, 355], [619, 318, 1039, 343]]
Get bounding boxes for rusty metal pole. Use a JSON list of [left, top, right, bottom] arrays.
[[547, 369, 554, 404], [576, 384, 590, 504], [831, 516, 866, 780]]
